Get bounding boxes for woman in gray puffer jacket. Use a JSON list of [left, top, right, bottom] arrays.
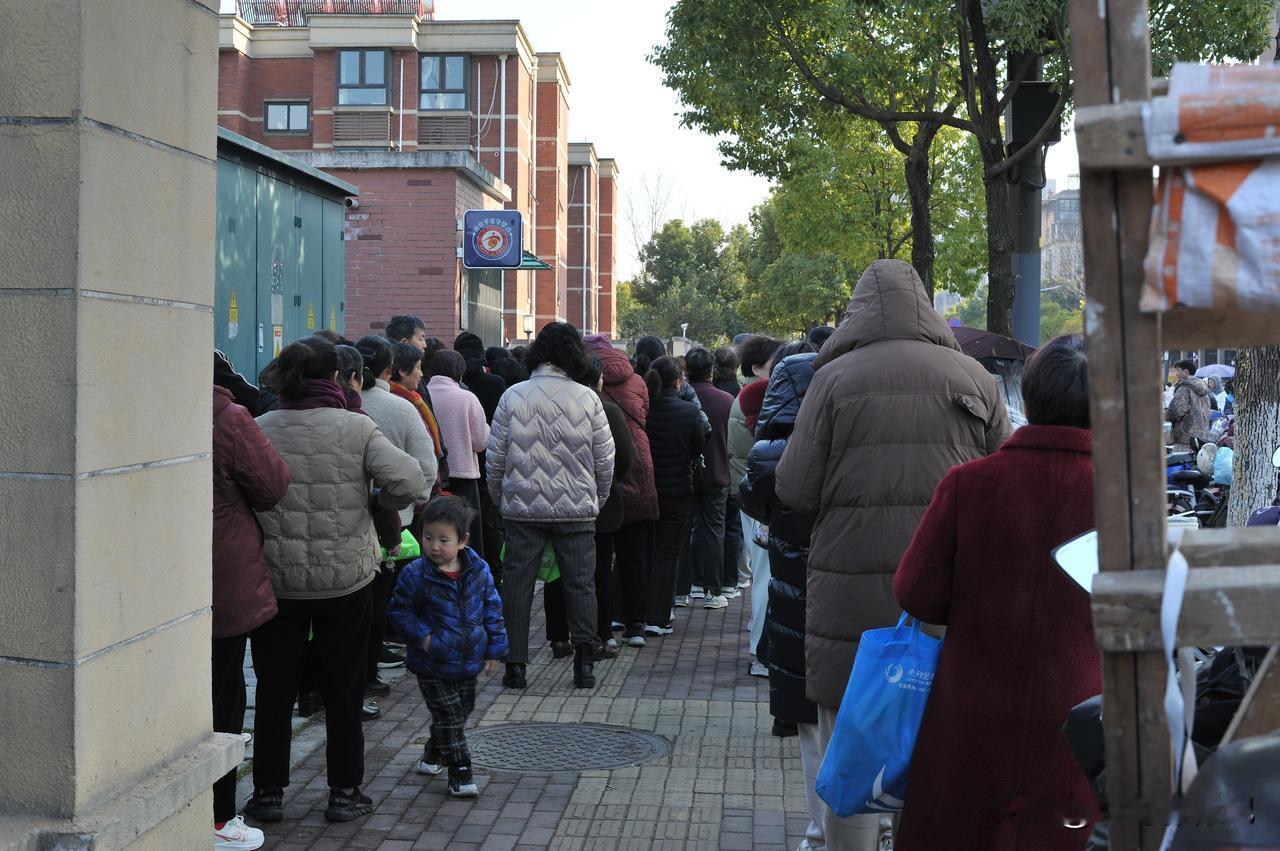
[[247, 336, 425, 826], [486, 322, 615, 691]]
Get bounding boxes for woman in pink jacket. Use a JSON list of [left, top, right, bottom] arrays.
[[426, 349, 490, 546]]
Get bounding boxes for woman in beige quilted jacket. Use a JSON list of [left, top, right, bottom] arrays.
[[245, 336, 425, 826]]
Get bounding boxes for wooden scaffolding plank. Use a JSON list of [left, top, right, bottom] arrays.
[[1178, 526, 1280, 567], [1092, 566, 1280, 650], [1162, 308, 1280, 349], [1076, 100, 1280, 170], [1070, 0, 1171, 846]]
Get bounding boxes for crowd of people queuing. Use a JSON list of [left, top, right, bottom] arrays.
[[211, 259, 1104, 851]]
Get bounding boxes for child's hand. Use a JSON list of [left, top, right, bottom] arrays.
[[421, 635, 431, 653], [484, 659, 501, 676]]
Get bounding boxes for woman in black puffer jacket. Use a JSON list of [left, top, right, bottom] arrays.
[[643, 356, 705, 633], [739, 348, 827, 848]]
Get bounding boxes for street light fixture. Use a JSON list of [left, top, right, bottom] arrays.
[[680, 322, 689, 339], [522, 313, 535, 338]]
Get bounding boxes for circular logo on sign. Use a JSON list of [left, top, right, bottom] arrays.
[[476, 224, 512, 259], [885, 664, 904, 684]]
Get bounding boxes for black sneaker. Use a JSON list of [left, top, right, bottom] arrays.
[[325, 787, 374, 822], [622, 624, 646, 647], [377, 646, 406, 669], [447, 765, 479, 798], [503, 663, 526, 689], [243, 786, 284, 823], [364, 678, 391, 698]]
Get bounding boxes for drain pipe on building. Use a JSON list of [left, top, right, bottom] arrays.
[[498, 55, 508, 337], [582, 173, 589, 333], [398, 56, 404, 151]]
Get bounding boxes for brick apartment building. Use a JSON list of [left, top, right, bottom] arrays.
[[217, 0, 619, 345]]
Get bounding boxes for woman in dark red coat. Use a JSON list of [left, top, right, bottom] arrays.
[[212, 383, 292, 844], [584, 335, 659, 642], [893, 335, 1100, 851]]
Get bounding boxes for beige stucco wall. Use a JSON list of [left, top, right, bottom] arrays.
[[0, 0, 235, 846]]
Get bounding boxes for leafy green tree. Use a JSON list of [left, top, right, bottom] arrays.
[[740, 252, 851, 335], [620, 219, 748, 342], [653, 0, 1273, 336]]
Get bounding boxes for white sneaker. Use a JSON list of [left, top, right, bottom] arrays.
[[737, 579, 752, 589], [749, 660, 769, 678], [690, 585, 705, 599], [722, 587, 741, 599], [674, 595, 691, 608], [702, 595, 728, 610], [417, 758, 444, 776], [797, 840, 827, 851], [214, 815, 264, 850], [644, 623, 674, 636]]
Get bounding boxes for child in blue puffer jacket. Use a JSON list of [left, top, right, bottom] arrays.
[[388, 496, 507, 798]]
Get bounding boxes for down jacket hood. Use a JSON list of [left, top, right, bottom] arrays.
[[1176, 377, 1209, 397], [593, 344, 659, 523], [815, 259, 961, 370]]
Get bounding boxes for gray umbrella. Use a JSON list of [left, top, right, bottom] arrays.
[[1195, 364, 1235, 380]]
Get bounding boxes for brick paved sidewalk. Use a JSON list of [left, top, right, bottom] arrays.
[[246, 585, 813, 850]]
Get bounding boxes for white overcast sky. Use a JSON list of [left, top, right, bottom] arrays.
[[222, 0, 1081, 277]]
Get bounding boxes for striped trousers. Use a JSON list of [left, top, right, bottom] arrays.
[[502, 519, 598, 664]]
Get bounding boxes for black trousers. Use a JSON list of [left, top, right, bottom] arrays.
[[545, 530, 615, 643], [365, 566, 396, 681], [724, 495, 744, 589], [649, 496, 691, 625], [478, 466, 505, 591], [212, 633, 249, 823], [615, 520, 652, 627], [252, 585, 373, 791], [448, 477, 486, 553]]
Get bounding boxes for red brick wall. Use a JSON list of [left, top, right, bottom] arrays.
[[218, 53, 316, 149], [534, 75, 569, 329], [325, 167, 464, 342], [598, 170, 618, 337], [567, 161, 598, 334]]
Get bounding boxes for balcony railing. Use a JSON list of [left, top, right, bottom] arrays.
[[236, 0, 433, 26]]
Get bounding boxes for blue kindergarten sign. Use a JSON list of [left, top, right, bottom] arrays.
[[463, 209, 523, 270]]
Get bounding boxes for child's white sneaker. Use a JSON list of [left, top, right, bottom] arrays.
[[214, 815, 264, 850]]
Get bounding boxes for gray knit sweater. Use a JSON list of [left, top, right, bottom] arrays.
[[360, 379, 437, 523]]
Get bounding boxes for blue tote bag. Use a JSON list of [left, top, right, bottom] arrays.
[[816, 614, 942, 816]]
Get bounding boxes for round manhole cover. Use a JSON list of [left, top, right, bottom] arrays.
[[467, 723, 669, 772]]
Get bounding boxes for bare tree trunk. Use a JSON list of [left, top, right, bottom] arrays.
[[904, 141, 936, 300], [1227, 346, 1280, 526]]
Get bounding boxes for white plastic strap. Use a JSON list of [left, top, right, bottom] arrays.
[[1158, 530, 1198, 851]]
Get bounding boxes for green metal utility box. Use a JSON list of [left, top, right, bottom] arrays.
[[215, 128, 358, 380]]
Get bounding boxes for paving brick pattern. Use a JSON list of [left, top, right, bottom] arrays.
[[248, 586, 812, 850]]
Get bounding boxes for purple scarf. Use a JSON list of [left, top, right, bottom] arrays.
[[343, 386, 368, 416], [279, 379, 348, 411]]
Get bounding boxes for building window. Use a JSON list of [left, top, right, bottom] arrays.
[[338, 49, 388, 105], [420, 54, 468, 110], [265, 101, 309, 132]]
